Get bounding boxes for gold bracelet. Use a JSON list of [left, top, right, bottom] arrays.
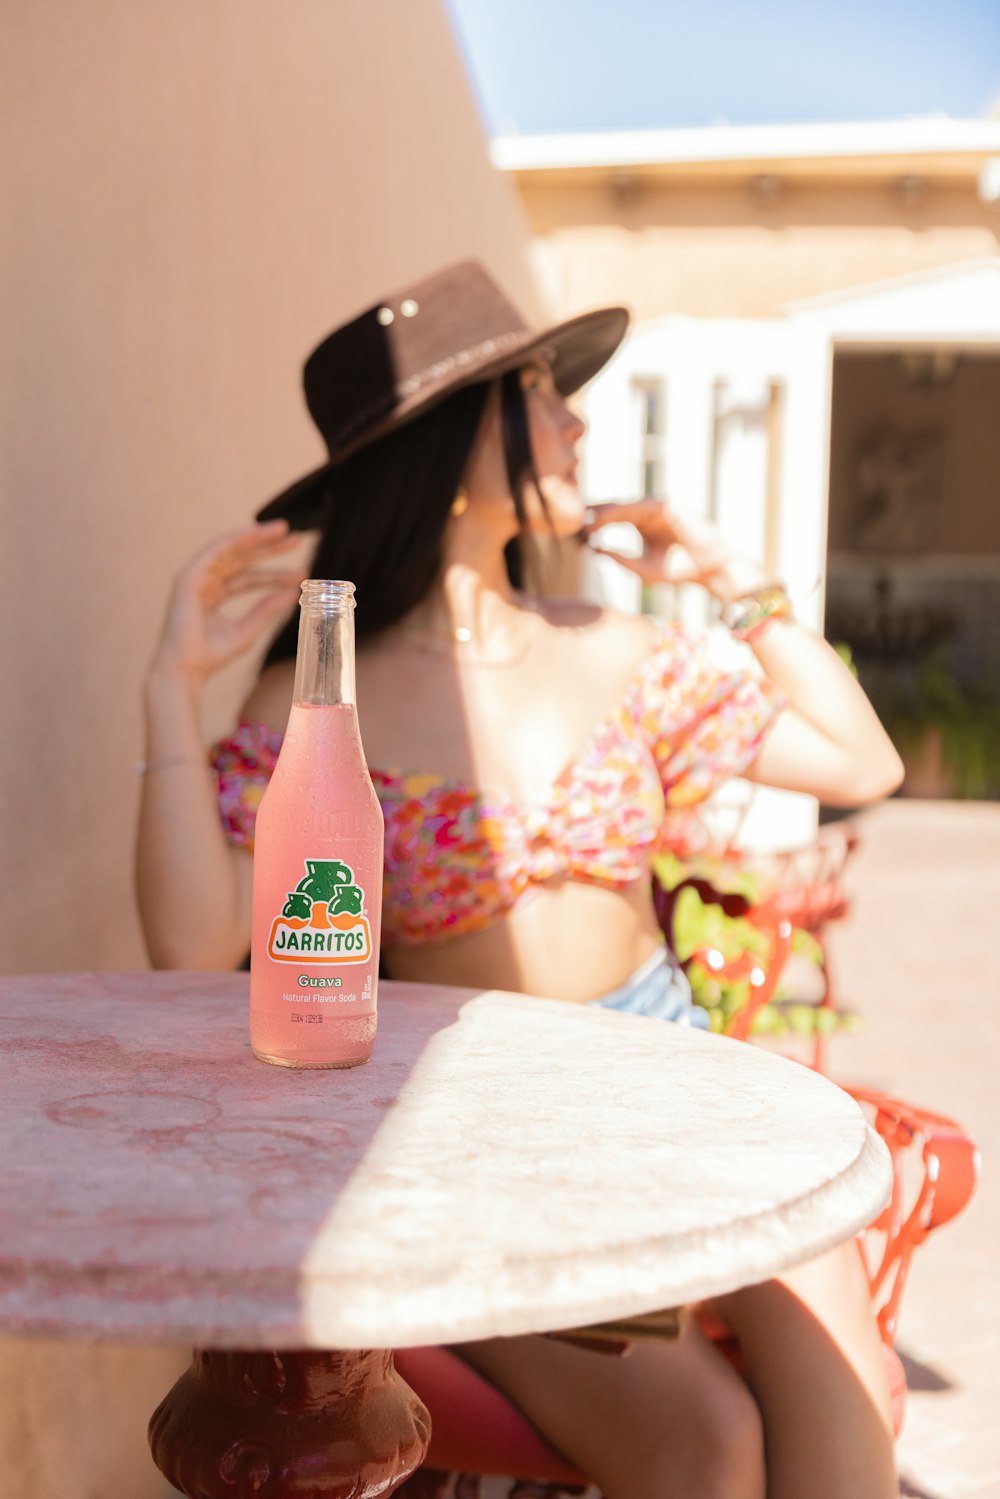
[[720, 585, 792, 642], [137, 756, 214, 776]]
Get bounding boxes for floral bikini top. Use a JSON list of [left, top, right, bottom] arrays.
[[212, 623, 783, 947]]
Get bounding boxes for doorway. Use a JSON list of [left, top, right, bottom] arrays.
[[824, 347, 1000, 797]]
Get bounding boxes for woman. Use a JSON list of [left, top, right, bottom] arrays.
[[138, 260, 903, 1499]]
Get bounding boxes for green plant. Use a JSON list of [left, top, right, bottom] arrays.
[[868, 649, 1000, 800]]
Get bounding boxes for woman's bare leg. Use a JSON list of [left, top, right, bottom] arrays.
[[710, 1242, 898, 1499], [457, 1318, 765, 1499]]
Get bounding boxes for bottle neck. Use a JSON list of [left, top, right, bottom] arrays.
[[292, 582, 357, 708]]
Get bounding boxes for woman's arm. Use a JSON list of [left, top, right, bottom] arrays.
[[136, 522, 305, 969], [584, 501, 903, 807], [738, 620, 902, 804]]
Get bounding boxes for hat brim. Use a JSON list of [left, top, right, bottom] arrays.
[[256, 303, 629, 528]]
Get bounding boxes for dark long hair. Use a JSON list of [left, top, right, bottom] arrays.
[[499, 368, 545, 591], [263, 372, 544, 666]]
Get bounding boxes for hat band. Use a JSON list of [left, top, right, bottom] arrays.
[[329, 328, 528, 455]]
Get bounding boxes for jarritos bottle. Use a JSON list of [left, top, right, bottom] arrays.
[[250, 580, 383, 1068]]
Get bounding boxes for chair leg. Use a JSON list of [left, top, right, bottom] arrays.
[[811, 935, 834, 1074]]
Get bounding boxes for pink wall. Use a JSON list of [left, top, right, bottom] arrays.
[[2, 0, 537, 979], [1, 4, 535, 1495]]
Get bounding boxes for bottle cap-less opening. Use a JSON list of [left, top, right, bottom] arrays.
[[300, 580, 356, 612]]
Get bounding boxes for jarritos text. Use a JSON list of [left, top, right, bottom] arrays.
[[266, 858, 373, 964]]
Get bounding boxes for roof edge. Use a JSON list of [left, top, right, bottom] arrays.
[[491, 117, 1000, 173]]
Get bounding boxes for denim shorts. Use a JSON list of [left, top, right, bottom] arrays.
[[591, 946, 709, 1028]]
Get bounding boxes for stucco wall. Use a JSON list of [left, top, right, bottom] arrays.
[[519, 177, 1000, 319], [2, 0, 536, 979], [1, 3, 534, 1495]]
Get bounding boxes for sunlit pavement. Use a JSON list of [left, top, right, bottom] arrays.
[[822, 800, 999, 1499]]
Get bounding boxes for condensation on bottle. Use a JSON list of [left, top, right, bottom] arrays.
[[249, 581, 384, 1068]]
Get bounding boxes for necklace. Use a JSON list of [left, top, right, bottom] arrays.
[[409, 633, 534, 669], [404, 595, 541, 668]]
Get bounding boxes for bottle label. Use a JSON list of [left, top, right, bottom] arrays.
[[265, 857, 373, 965]]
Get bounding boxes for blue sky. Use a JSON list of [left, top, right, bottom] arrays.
[[446, 0, 1000, 137]]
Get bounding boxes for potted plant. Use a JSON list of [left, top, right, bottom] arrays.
[[865, 649, 1000, 800]]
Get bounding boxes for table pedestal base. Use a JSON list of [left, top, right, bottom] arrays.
[[149, 1347, 430, 1497]]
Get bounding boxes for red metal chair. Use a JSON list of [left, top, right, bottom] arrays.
[[395, 1076, 979, 1486], [653, 820, 860, 1070], [392, 831, 979, 1491], [687, 1090, 980, 1439], [655, 834, 981, 1435]]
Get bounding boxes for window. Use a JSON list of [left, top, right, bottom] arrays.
[[633, 378, 667, 499]]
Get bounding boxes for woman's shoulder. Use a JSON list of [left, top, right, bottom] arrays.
[[531, 598, 687, 708]]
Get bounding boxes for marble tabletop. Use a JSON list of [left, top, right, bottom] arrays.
[[0, 973, 890, 1350]]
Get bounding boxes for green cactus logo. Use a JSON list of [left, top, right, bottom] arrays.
[[267, 857, 372, 964]]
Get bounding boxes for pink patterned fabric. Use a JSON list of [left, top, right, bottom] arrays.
[[212, 623, 783, 947]]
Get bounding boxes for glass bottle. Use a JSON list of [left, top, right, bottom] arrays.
[[250, 581, 383, 1067]]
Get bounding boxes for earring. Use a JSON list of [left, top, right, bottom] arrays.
[[451, 489, 469, 518]]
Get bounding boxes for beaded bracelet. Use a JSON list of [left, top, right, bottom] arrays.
[[720, 585, 793, 642]]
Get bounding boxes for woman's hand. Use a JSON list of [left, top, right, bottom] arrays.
[[580, 504, 903, 804], [582, 500, 769, 604], [139, 521, 303, 970], [150, 521, 307, 687]]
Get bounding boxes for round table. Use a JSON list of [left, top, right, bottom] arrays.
[[0, 973, 890, 1495]]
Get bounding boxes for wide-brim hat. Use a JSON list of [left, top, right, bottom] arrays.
[[257, 259, 629, 528]]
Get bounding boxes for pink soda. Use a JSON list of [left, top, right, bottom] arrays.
[[250, 581, 383, 1068]]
